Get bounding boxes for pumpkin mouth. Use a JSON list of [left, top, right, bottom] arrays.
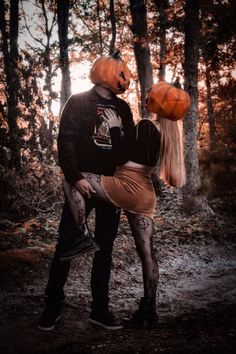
[[118, 82, 126, 92]]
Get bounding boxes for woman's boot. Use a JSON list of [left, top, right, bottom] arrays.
[[60, 223, 99, 261], [124, 297, 158, 328]]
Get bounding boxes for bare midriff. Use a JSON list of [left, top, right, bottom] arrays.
[[122, 160, 154, 174]]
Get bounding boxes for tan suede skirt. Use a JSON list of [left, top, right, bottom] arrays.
[[101, 165, 156, 220]]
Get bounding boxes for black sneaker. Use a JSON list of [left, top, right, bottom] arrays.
[[89, 310, 123, 330], [60, 237, 99, 262], [38, 305, 62, 331], [60, 223, 99, 262]]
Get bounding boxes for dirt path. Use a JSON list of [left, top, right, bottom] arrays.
[[0, 189, 235, 353]]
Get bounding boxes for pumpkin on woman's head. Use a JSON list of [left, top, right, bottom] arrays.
[[90, 51, 131, 94], [146, 81, 191, 121]]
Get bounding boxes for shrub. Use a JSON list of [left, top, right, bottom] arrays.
[[0, 162, 64, 219]]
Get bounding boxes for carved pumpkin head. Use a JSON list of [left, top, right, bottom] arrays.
[[90, 51, 131, 94], [146, 81, 191, 121]]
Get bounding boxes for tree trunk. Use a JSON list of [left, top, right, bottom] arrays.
[[183, 0, 201, 210], [0, 0, 21, 169], [205, 62, 216, 151], [155, 0, 168, 81], [130, 0, 153, 118], [97, 0, 103, 55], [41, 0, 56, 160], [109, 0, 116, 55], [57, 0, 71, 111]]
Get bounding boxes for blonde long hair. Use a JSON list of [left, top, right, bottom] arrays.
[[157, 117, 186, 187]]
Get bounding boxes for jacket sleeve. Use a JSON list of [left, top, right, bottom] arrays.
[[57, 96, 84, 185], [109, 125, 136, 166], [109, 100, 135, 166], [110, 101, 134, 151], [122, 101, 135, 135]]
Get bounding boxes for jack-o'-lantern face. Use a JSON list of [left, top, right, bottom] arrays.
[[90, 51, 131, 94]]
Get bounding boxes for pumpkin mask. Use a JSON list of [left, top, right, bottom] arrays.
[[90, 51, 131, 94], [146, 81, 191, 121]]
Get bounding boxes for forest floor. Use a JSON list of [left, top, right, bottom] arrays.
[[0, 186, 235, 354]]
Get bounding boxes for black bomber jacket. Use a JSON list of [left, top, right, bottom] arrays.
[[57, 86, 134, 185]]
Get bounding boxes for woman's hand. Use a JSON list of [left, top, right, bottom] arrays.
[[103, 108, 122, 128]]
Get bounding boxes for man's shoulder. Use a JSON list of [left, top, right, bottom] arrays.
[[68, 88, 94, 102], [115, 95, 128, 104], [115, 95, 130, 110], [62, 88, 96, 113]]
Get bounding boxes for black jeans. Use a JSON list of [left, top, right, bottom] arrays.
[[45, 199, 120, 311]]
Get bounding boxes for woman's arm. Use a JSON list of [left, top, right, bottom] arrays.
[[102, 108, 135, 166]]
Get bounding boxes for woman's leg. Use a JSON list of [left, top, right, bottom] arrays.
[[62, 180, 86, 226], [125, 212, 159, 299], [124, 212, 159, 327], [60, 174, 113, 261], [63, 173, 112, 227]]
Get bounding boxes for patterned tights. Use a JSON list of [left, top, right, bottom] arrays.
[[63, 173, 159, 298]]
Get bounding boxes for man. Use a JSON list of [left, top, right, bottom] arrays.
[[38, 52, 134, 331]]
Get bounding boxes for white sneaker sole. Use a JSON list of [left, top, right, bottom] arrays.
[[89, 318, 123, 330], [38, 314, 62, 331]]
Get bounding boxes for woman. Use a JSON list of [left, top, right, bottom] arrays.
[[59, 91, 187, 327]]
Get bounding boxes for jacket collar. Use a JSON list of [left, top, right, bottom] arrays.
[[90, 85, 118, 103]]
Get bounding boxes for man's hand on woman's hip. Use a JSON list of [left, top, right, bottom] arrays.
[[74, 179, 96, 199]]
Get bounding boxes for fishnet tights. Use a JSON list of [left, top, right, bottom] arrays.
[[63, 173, 159, 298], [125, 212, 159, 298]]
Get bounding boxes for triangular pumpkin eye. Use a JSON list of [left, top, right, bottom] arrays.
[[119, 71, 126, 80]]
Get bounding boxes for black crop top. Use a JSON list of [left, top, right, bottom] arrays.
[[111, 119, 161, 167]]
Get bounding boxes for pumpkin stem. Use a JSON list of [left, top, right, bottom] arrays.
[[173, 76, 182, 89], [111, 50, 121, 60]]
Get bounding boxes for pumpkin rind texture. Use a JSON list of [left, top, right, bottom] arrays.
[[90, 55, 131, 94], [146, 81, 191, 121]]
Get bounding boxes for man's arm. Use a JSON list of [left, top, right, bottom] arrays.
[[57, 96, 84, 185], [58, 95, 97, 198]]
